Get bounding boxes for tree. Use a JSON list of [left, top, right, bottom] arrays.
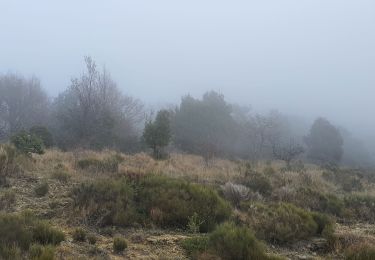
[[52, 56, 144, 150], [173, 91, 236, 164], [0, 74, 49, 141], [29, 126, 53, 148], [305, 118, 343, 164], [272, 139, 304, 168], [11, 131, 44, 155], [143, 110, 171, 159]]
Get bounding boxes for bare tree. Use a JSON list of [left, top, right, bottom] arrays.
[[272, 138, 304, 168]]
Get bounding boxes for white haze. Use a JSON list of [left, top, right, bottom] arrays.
[[1, 0, 374, 154]]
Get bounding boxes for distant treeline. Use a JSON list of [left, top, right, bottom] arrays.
[[0, 57, 373, 167]]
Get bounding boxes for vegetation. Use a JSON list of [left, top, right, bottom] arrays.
[[11, 131, 44, 155], [113, 237, 127, 253], [34, 182, 49, 197], [72, 228, 86, 242]]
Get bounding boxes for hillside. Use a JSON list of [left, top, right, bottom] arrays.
[[1, 148, 375, 259]]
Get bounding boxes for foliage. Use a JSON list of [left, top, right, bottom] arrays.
[[143, 109, 171, 159], [0, 144, 18, 186], [0, 212, 64, 259], [72, 228, 86, 242], [344, 195, 375, 222], [241, 202, 333, 244], [221, 182, 250, 207], [180, 236, 209, 259], [34, 182, 49, 197], [76, 154, 123, 173], [29, 126, 54, 148], [29, 244, 55, 260], [243, 171, 273, 196], [72, 174, 231, 231], [87, 234, 97, 245], [113, 237, 127, 253], [345, 243, 375, 260], [305, 118, 343, 164], [11, 130, 44, 155]]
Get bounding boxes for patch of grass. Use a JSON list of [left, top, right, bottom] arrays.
[[0, 144, 18, 187], [34, 182, 49, 197], [76, 154, 123, 173], [32, 222, 65, 245], [87, 234, 97, 245], [0, 189, 16, 210], [29, 244, 55, 260], [113, 237, 127, 253], [345, 243, 375, 260], [344, 194, 375, 222], [180, 236, 209, 259]]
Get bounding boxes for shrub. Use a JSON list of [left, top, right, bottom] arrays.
[[0, 189, 16, 210], [87, 234, 97, 245], [0, 144, 18, 186], [29, 244, 55, 260], [11, 131, 44, 155], [180, 236, 209, 259], [51, 164, 71, 183], [113, 237, 127, 253], [208, 222, 272, 260], [76, 154, 123, 173], [345, 243, 375, 260], [137, 175, 231, 232], [29, 126, 54, 148], [344, 195, 375, 222], [221, 182, 250, 207], [72, 228, 86, 242], [34, 182, 49, 197], [32, 222, 65, 245], [0, 212, 64, 259], [72, 175, 232, 232], [243, 173, 273, 196], [241, 202, 328, 244]]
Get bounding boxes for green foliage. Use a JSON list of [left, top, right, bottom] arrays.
[[113, 237, 127, 253], [241, 202, 332, 244], [72, 228, 86, 242], [0, 144, 18, 186], [137, 175, 231, 232], [34, 182, 49, 197], [29, 244, 55, 260], [344, 195, 375, 222], [305, 117, 343, 164], [208, 222, 272, 260], [143, 110, 171, 159], [11, 130, 45, 155], [72, 174, 231, 231], [0, 212, 64, 259], [29, 126, 54, 148], [180, 236, 209, 259], [243, 171, 273, 196], [345, 244, 375, 260], [76, 154, 123, 173]]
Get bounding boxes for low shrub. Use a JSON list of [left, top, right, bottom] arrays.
[[241, 202, 333, 244], [72, 175, 231, 232], [29, 126, 54, 148], [29, 244, 55, 260], [113, 237, 127, 253], [180, 236, 209, 259], [11, 131, 44, 155], [0, 189, 16, 210], [0, 144, 18, 186], [34, 182, 49, 197], [87, 234, 97, 245], [76, 154, 123, 173], [51, 165, 71, 183], [0, 212, 64, 259], [221, 182, 250, 207], [344, 195, 375, 222], [72, 228, 86, 242], [345, 243, 375, 260], [243, 173, 273, 196]]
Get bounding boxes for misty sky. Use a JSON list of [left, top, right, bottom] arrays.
[[1, 0, 374, 140]]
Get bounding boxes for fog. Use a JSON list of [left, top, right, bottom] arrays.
[[1, 0, 374, 154]]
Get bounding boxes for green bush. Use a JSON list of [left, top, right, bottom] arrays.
[[137, 175, 231, 232], [241, 202, 331, 244], [29, 126, 54, 148], [77, 154, 123, 173], [34, 182, 49, 197], [345, 243, 375, 260], [113, 237, 127, 253], [344, 195, 375, 222], [72, 175, 231, 231], [0, 212, 64, 259], [181, 236, 209, 259], [243, 173, 273, 196], [11, 131, 44, 155], [29, 244, 55, 260], [51, 164, 71, 183], [72, 228, 86, 242], [0, 144, 18, 186], [208, 222, 277, 260]]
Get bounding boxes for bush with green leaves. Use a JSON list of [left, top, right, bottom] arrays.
[[0, 212, 64, 259], [29, 126, 54, 148], [0, 144, 18, 186], [113, 237, 127, 253], [241, 202, 334, 244], [182, 223, 283, 260], [344, 194, 375, 222], [11, 131, 44, 155], [34, 182, 49, 197], [72, 174, 231, 231]]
